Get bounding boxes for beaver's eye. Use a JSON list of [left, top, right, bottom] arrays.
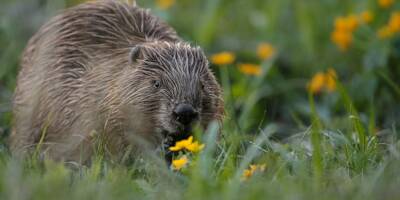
[[200, 82, 205, 90], [152, 80, 161, 89]]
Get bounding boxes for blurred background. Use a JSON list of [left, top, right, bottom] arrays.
[[0, 0, 399, 144], [1, 1, 400, 199]]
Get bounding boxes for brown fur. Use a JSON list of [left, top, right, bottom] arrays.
[[10, 0, 223, 163]]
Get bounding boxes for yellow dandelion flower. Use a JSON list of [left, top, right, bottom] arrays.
[[377, 25, 395, 39], [331, 30, 353, 51], [169, 136, 193, 151], [359, 11, 374, 24], [345, 15, 359, 31], [242, 169, 253, 180], [238, 63, 262, 76], [378, 0, 394, 9], [334, 17, 350, 31], [308, 69, 338, 94], [156, 0, 175, 10], [169, 136, 205, 153], [249, 164, 266, 172], [210, 52, 236, 65], [388, 12, 400, 33], [241, 164, 266, 181], [325, 68, 337, 92], [308, 72, 326, 94], [331, 14, 360, 51], [257, 43, 276, 60], [171, 156, 188, 170], [185, 141, 205, 153], [377, 12, 400, 39], [334, 15, 359, 32]]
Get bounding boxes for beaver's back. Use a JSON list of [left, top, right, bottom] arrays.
[[23, 1, 180, 70], [11, 1, 180, 159]]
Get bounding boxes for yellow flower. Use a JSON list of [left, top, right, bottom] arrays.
[[331, 14, 362, 51], [388, 12, 400, 33], [171, 156, 188, 170], [378, 25, 395, 39], [185, 141, 205, 153], [345, 15, 359, 31], [242, 169, 253, 180], [359, 11, 374, 24], [378, 0, 394, 8], [377, 12, 400, 39], [257, 43, 276, 60], [241, 164, 266, 181], [238, 63, 262, 76], [308, 72, 326, 94], [251, 164, 266, 171], [156, 0, 175, 10], [210, 52, 236, 65], [331, 14, 360, 51], [331, 30, 353, 51], [308, 69, 338, 94], [334, 15, 359, 32], [325, 68, 337, 92], [334, 17, 349, 31], [169, 136, 205, 153], [169, 136, 193, 151]]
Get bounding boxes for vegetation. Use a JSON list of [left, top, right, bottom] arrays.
[[0, 0, 399, 199]]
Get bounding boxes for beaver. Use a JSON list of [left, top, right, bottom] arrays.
[[10, 0, 223, 163]]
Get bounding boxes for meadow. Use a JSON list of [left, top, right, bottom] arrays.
[[0, 0, 400, 199]]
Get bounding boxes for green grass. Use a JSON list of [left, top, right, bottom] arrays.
[[0, 0, 400, 199]]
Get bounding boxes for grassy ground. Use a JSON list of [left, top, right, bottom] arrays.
[[0, 0, 400, 199]]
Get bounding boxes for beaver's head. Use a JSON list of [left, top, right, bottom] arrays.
[[125, 42, 223, 140]]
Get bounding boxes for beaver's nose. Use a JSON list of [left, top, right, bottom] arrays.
[[173, 104, 198, 125]]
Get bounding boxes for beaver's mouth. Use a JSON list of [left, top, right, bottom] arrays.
[[162, 128, 192, 165], [161, 126, 192, 144]]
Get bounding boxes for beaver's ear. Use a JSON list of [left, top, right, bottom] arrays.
[[129, 45, 144, 64]]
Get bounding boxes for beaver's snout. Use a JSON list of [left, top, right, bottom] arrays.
[[173, 104, 199, 127]]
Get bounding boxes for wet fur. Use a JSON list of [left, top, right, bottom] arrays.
[[10, 0, 223, 163]]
